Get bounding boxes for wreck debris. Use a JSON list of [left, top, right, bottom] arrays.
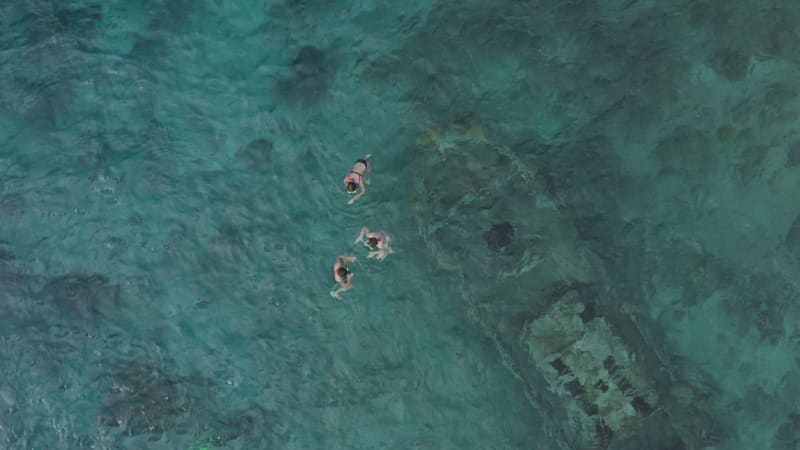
[[524, 291, 658, 446]]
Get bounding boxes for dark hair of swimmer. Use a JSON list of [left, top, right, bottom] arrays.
[[337, 267, 349, 278], [367, 237, 379, 249], [346, 181, 359, 193]]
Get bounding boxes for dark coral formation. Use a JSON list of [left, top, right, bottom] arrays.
[[52, 3, 103, 38], [39, 273, 120, 325], [211, 403, 286, 448], [652, 125, 713, 175], [275, 45, 333, 106], [736, 145, 769, 183], [0, 193, 25, 216], [292, 46, 326, 78], [709, 48, 750, 82], [0, 3, 104, 129], [10, 3, 103, 44], [97, 357, 195, 436], [787, 140, 800, 167], [774, 414, 800, 450], [785, 213, 800, 258], [485, 222, 515, 251], [236, 138, 273, 170]]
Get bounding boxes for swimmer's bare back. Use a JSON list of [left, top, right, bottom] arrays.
[[355, 226, 393, 261], [343, 155, 372, 205], [331, 254, 357, 299]]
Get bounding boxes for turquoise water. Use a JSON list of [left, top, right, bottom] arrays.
[[3, 1, 800, 449]]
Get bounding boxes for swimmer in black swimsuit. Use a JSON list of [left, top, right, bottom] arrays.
[[343, 155, 371, 204]]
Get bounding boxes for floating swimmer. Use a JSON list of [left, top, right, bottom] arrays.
[[354, 226, 393, 261], [343, 155, 371, 204], [331, 254, 357, 299]]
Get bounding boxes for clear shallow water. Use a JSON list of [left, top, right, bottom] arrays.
[[2, 1, 800, 449]]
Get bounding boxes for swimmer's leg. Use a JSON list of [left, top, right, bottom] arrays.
[[364, 154, 373, 182]]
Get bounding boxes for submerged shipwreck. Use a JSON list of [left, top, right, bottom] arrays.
[[409, 116, 722, 449], [524, 291, 657, 447]]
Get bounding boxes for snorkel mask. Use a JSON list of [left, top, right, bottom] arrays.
[[365, 237, 379, 250]]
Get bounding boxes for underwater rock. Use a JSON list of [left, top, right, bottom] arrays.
[[274, 45, 332, 106], [736, 145, 768, 183], [235, 138, 273, 169], [715, 124, 736, 141], [1, 3, 103, 130], [721, 272, 798, 345], [0, 269, 34, 332], [773, 414, 800, 450], [709, 48, 750, 82], [787, 140, 800, 167], [753, 303, 784, 345], [764, 83, 798, 111], [0, 241, 14, 262], [39, 273, 120, 324], [785, 214, 800, 258], [652, 125, 712, 175], [485, 222, 515, 251], [283, 0, 334, 18], [211, 403, 286, 447], [12, 3, 102, 44], [53, 3, 103, 38], [683, 409, 727, 448], [292, 46, 326, 78], [0, 193, 25, 215]]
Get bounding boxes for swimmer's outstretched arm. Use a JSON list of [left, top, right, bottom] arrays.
[[331, 285, 346, 299], [337, 254, 357, 264], [348, 183, 366, 205], [355, 227, 369, 244]]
